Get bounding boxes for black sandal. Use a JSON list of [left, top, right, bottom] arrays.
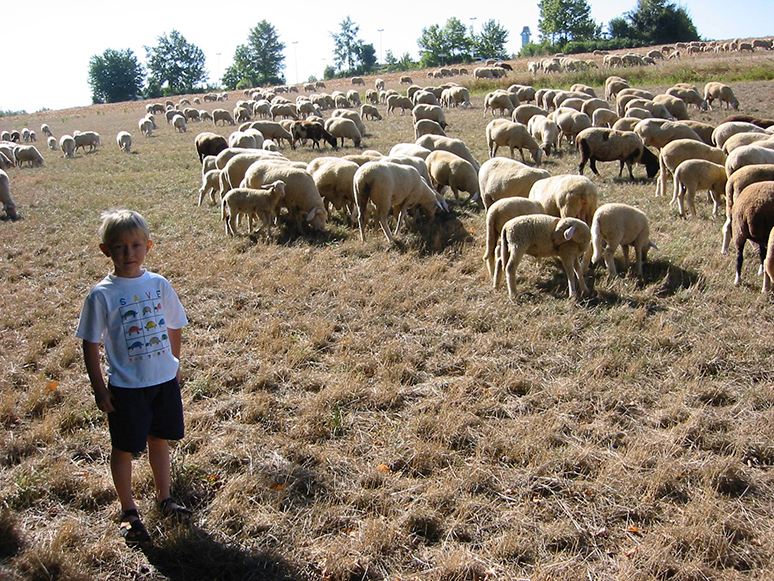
[[158, 496, 192, 525], [119, 509, 151, 548]]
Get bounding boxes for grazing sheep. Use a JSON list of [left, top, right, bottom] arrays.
[[527, 115, 560, 156], [331, 109, 367, 136], [241, 162, 327, 232], [678, 120, 716, 145], [116, 131, 132, 153], [486, 119, 542, 165], [172, 115, 187, 133], [555, 110, 592, 148], [351, 77, 365, 86], [484, 90, 517, 116], [529, 174, 599, 229], [416, 134, 480, 172], [324, 117, 362, 148], [704, 82, 739, 110], [652, 94, 690, 120], [478, 157, 550, 209], [198, 168, 223, 206], [21, 128, 31, 142], [59, 135, 76, 158], [612, 117, 643, 133], [722, 164, 774, 253], [725, 144, 774, 176], [591, 108, 620, 128], [41, 123, 52, 137], [0, 169, 17, 220], [712, 122, 767, 150], [222, 180, 286, 237], [306, 157, 360, 218], [671, 159, 727, 218], [195, 132, 229, 163], [354, 161, 441, 243], [425, 150, 479, 204], [219, 151, 289, 193], [657, 139, 727, 197], [732, 181, 774, 291], [360, 104, 382, 121], [591, 203, 654, 278], [513, 104, 549, 125], [665, 86, 708, 110], [576, 127, 659, 180], [414, 119, 446, 140], [241, 121, 293, 148], [15, 145, 44, 168], [47, 136, 57, 151], [73, 131, 100, 153], [634, 118, 702, 149], [483, 197, 546, 277], [722, 132, 774, 154], [139, 117, 154, 137], [213, 109, 236, 126], [291, 121, 337, 150], [494, 214, 591, 300], [412, 104, 448, 130]]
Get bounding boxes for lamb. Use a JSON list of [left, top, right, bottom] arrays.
[[15, 145, 44, 168], [354, 161, 441, 244], [213, 109, 236, 126], [486, 119, 541, 165], [722, 164, 774, 253], [704, 82, 739, 110], [47, 136, 57, 151], [725, 144, 774, 176], [425, 150, 479, 204], [671, 159, 727, 218], [478, 157, 550, 209], [731, 181, 774, 291], [576, 127, 660, 180], [306, 157, 359, 218], [657, 139, 727, 198], [221, 180, 286, 237], [0, 169, 17, 220], [241, 162, 327, 232], [360, 104, 382, 121], [590, 203, 654, 278], [493, 214, 591, 300], [172, 115, 187, 133], [711, 121, 767, 150], [416, 135, 480, 172], [195, 132, 229, 163], [60, 135, 76, 158], [483, 197, 546, 277], [116, 131, 132, 153], [198, 168, 223, 206], [528, 174, 599, 228], [634, 119, 702, 149], [324, 117, 362, 148], [412, 104, 448, 129], [73, 131, 100, 153]]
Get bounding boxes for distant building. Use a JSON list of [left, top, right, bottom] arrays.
[[521, 26, 532, 47]]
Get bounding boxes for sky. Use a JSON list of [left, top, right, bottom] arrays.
[[3, 0, 771, 113]]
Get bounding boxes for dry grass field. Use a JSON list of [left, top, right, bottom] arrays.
[[2, 48, 774, 581]]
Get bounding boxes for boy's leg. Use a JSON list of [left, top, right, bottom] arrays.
[[111, 447, 137, 513], [147, 435, 171, 502]]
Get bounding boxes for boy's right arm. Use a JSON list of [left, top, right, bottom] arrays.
[[83, 340, 114, 413]]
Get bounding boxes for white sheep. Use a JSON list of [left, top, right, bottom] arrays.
[[59, 135, 75, 158], [512, 104, 549, 125], [0, 169, 17, 220], [494, 214, 591, 300], [15, 145, 44, 167], [116, 131, 132, 153], [484, 90, 517, 116], [722, 164, 774, 254], [219, 151, 289, 193], [416, 134, 480, 172], [722, 132, 774, 154], [412, 104, 448, 129], [555, 110, 592, 148], [657, 139, 727, 197], [529, 174, 598, 229], [576, 127, 660, 180], [671, 159, 727, 219], [324, 117, 362, 148], [591, 108, 619, 128], [486, 119, 541, 165], [138, 117, 154, 137], [353, 161, 442, 244], [389, 143, 432, 159], [527, 115, 560, 156], [704, 82, 739, 110], [725, 144, 774, 176], [634, 118, 702, 149], [198, 168, 223, 206], [306, 157, 360, 218], [478, 157, 550, 209], [591, 203, 655, 278], [222, 180, 287, 237], [47, 136, 57, 151], [40, 123, 52, 137], [213, 109, 236, 126], [712, 121, 767, 150], [425, 150, 479, 205], [360, 104, 382, 121], [483, 197, 546, 277], [73, 131, 100, 153], [172, 114, 187, 133], [414, 119, 446, 139], [731, 181, 774, 291]]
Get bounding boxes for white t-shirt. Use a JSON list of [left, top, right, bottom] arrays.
[[76, 270, 188, 388]]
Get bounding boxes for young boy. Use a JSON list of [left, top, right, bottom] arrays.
[[76, 209, 191, 546]]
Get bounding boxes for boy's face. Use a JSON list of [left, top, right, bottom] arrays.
[[99, 230, 152, 278]]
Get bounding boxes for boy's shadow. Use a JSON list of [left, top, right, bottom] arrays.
[[143, 525, 297, 581]]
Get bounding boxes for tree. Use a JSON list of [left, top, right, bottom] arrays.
[[88, 48, 144, 104], [330, 17, 376, 75], [222, 21, 286, 89], [384, 50, 415, 72], [145, 30, 207, 95], [473, 19, 510, 60], [610, 0, 700, 44], [538, 0, 600, 45], [417, 17, 474, 68]]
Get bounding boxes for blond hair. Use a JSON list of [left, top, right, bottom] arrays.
[[98, 209, 151, 246]]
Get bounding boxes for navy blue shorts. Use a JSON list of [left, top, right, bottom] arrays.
[[107, 378, 184, 453]]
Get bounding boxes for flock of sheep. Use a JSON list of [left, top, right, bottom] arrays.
[[4, 44, 774, 300]]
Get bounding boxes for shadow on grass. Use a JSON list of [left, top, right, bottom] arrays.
[[145, 525, 298, 581]]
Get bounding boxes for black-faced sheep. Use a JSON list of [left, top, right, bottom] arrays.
[[591, 202, 655, 278], [732, 181, 774, 291], [576, 127, 659, 180], [222, 180, 286, 237], [291, 121, 337, 150], [494, 214, 591, 300]]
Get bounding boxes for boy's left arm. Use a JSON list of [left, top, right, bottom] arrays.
[[168, 327, 182, 383]]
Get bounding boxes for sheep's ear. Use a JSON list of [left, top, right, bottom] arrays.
[[306, 208, 317, 222], [563, 225, 576, 241]]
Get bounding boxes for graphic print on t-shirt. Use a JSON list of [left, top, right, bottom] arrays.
[[119, 291, 169, 362]]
